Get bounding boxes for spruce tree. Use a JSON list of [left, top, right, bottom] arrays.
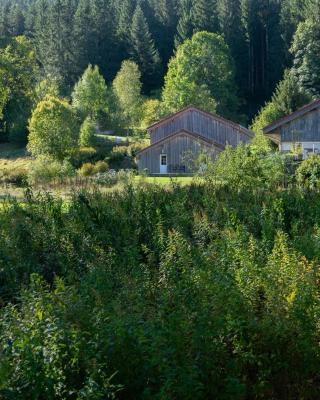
[[174, 0, 193, 48], [73, 0, 93, 75], [218, 0, 249, 100], [191, 0, 219, 33], [291, 18, 320, 97], [130, 4, 161, 92], [8, 4, 25, 36]]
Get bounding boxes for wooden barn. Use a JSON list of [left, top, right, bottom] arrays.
[[136, 106, 253, 175], [263, 99, 320, 159]]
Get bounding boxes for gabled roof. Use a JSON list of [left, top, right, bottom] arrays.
[[148, 106, 254, 138], [136, 129, 225, 157], [263, 99, 320, 134]]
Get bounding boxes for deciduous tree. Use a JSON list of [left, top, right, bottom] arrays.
[[162, 31, 238, 119], [28, 96, 79, 160]]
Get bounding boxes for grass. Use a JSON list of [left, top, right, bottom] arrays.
[[135, 176, 194, 186], [0, 142, 196, 201], [0, 142, 32, 170]]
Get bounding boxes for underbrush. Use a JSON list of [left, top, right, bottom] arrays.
[[1, 180, 320, 399]]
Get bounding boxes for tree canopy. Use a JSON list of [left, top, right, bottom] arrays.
[[162, 31, 238, 119], [27, 96, 79, 160], [72, 65, 108, 120]]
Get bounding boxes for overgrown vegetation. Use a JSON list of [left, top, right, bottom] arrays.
[[1, 146, 320, 399]]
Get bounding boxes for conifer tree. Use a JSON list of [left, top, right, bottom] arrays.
[[218, 0, 249, 99], [174, 0, 193, 48], [73, 0, 93, 75], [130, 4, 161, 92], [191, 0, 219, 33], [291, 18, 320, 96]]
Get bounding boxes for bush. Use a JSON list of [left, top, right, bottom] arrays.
[[79, 117, 97, 147], [127, 142, 147, 157], [28, 157, 75, 184], [71, 147, 97, 168], [93, 160, 108, 174], [93, 170, 118, 186], [78, 162, 95, 177], [117, 169, 136, 185], [296, 154, 320, 189]]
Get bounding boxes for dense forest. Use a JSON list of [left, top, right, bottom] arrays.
[[1, 0, 320, 138]]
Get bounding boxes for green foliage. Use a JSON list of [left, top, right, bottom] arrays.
[[1, 177, 320, 398], [140, 99, 162, 129], [79, 117, 97, 147], [34, 77, 60, 104], [112, 60, 143, 128], [162, 31, 239, 119], [0, 167, 28, 186], [0, 35, 39, 142], [296, 154, 320, 189], [192, 0, 219, 32], [252, 69, 312, 133], [174, 0, 193, 48], [28, 157, 76, 184], [27, 96, 80, 161], [70, 147, 98, 168], [291, 18, 320, 96], [130, 4, 161, 91], [203, 145, 289, 192], [78, 162, 95, 177], [93, 160, 109, 174], [72, 65, 108, 120]]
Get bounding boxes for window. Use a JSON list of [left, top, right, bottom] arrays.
[[161, 155, 167, 166]]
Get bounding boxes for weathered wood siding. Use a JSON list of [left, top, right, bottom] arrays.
[[281, 108, 320, 142], [149, 109, 252, 146], [138, 134, 220, 174]]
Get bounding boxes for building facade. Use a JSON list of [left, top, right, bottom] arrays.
[[137, 106, 253, 175], [263, 99, 320, 159]]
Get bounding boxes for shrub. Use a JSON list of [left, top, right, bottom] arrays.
[[27, 96, 80, 161], [70, 147, 98, 168], [117, 169, 136, 185], [78, 162, 95, 177], [108, 146, 128, 166], [127, 142, 147, 157], [296, 154, 320, 189], [93, 170, 118, 186], [93, 160, 109, 174], [28, 157, 75, 184], [79, 117, 96, 147]]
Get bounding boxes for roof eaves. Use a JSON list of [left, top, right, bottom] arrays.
[[263, 99, 320, 134]]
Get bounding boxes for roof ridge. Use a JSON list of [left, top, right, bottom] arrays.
[[147, 105, 254, 138]]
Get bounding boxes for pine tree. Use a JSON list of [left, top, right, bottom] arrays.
[[130, 4, 161, 92], [191, 0, 219, 33], [174, 0, 193, 48]]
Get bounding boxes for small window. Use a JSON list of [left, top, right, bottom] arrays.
[[161, 155, 167, 166]]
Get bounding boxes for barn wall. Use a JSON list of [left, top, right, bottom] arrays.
[[150, 109, 252, 147], [138, 134, 220, 174], [281, 108, 320, 142]]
